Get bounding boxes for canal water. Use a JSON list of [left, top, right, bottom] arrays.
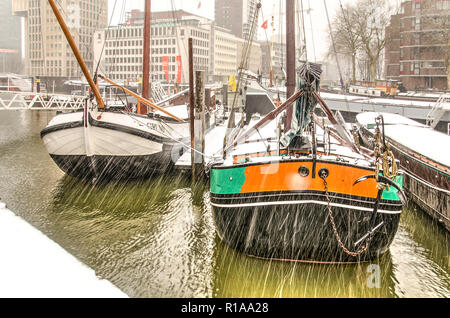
[[0, 110, 449, 298]]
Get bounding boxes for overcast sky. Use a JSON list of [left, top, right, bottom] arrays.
[[107, 0, 401, 61]]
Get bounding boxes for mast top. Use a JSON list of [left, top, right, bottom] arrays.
[[47, 0, 105, 109]]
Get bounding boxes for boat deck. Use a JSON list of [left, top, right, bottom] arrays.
[[357, 112, 450, 169]]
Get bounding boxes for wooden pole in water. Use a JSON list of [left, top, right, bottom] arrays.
[[195, 71, 206, 179], [285, 0, 296, 131], [188, 38, 195, 178], [47, 0, 104, 109], [141, 0, 151, 114]]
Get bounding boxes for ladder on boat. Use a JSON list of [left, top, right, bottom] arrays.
[[151, 82, 169, 104], [426, 93, 450, 129]]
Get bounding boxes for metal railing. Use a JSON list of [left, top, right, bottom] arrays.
[[0, 91, 86, 110], [426, 93, 450, 129]]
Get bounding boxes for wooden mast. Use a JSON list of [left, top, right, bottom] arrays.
[[140, 0, 151, 114], [47, 0, 105, 109], [285, 0, 296, 131]]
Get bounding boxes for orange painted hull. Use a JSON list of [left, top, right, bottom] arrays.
[[210, 158, 404, 262], [240, 160, 379, 199]]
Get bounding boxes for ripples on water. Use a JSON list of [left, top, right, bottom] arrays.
[[0, 111, 449, 298]]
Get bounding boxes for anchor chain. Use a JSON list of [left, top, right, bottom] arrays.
[[321, 174, 370, 258]]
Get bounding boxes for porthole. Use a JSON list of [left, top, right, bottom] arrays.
[[298, 166, 309, 177]]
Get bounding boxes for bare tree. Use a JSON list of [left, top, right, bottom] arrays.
[[354, 0, 395, 84], [326, 3, 360, 84]]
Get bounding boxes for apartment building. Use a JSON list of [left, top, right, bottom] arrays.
[[95, 11, 210, 84], [210, 24, 239, 82], [94, 10, 262, 85], [215, 0, 259, 41], [260, 40, 287, 83], [385, 0, 450, 90], [1, 0, 22, 73], [13, 0, 108, 82]]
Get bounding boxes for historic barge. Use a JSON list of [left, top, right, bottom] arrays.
[[357, 112, 450, 231]]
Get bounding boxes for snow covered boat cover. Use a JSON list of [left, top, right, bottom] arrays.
[[357, 112, 450, 168]]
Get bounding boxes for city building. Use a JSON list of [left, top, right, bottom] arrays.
[[215, 0, 259, 40], [94, 10, 210, 85], [1, 0, 22, 73], [209, 23, 239, 83], [13, 0, 108, 85], [94, 10, 262, 85], [236, 38, 262, 76], [385, 0, 450, 90], [259, 40, 287, 84]]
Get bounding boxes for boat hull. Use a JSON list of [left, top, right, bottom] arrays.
[[49, 152, 172, 180], [211, 197, 400, 263], [210, 159, 404, 263], [40, 111, 188, 180]]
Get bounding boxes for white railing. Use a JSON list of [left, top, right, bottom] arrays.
[[426, 93, 450, 129], [0, 91, 86, 110]]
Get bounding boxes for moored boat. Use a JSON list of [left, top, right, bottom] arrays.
[[356, 112, 450, 231], [209, 60, 407, 263], [41, 105, 189, 180], [40, 0, 190, 180]]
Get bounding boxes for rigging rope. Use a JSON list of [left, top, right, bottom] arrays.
[[298, 0, 308, 62], [307, 0, 317, 62], [323, 0, 345, 91], [94, 0, 119, 80], [170, 0, 188, 84], [223, 1, 262, 153], [120, 110, 216, 160]]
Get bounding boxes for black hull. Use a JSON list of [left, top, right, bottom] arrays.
[[211, 198, 401, 263], [50, 150, 174, 180]]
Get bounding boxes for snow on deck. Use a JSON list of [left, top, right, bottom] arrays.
[[0, 202, 127, 298], [175, 125, 228, 168], [321, 92, 439, 108], [357, 112, 450, 168], [175, 114, 369, 168]]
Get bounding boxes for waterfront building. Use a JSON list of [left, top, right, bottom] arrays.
[[259, 40, 287, 84], [385, 0, 450, 90], [13, 0, 108, 84], [94, 10, 210, 85], [94, 10, 262, 85], [209, 24, 239, 83], [215, 0, 259, 41], [1, 0, 22, 73], [236, 38, 262, 76]]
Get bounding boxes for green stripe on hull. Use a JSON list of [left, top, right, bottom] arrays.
[[381, 175, 404, 201], [210, 167, 247, 195]]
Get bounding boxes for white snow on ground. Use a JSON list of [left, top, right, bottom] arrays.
[[0, 202, 127, 298]]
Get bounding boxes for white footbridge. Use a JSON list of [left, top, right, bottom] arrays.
[[0, 91, 87, 110]]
